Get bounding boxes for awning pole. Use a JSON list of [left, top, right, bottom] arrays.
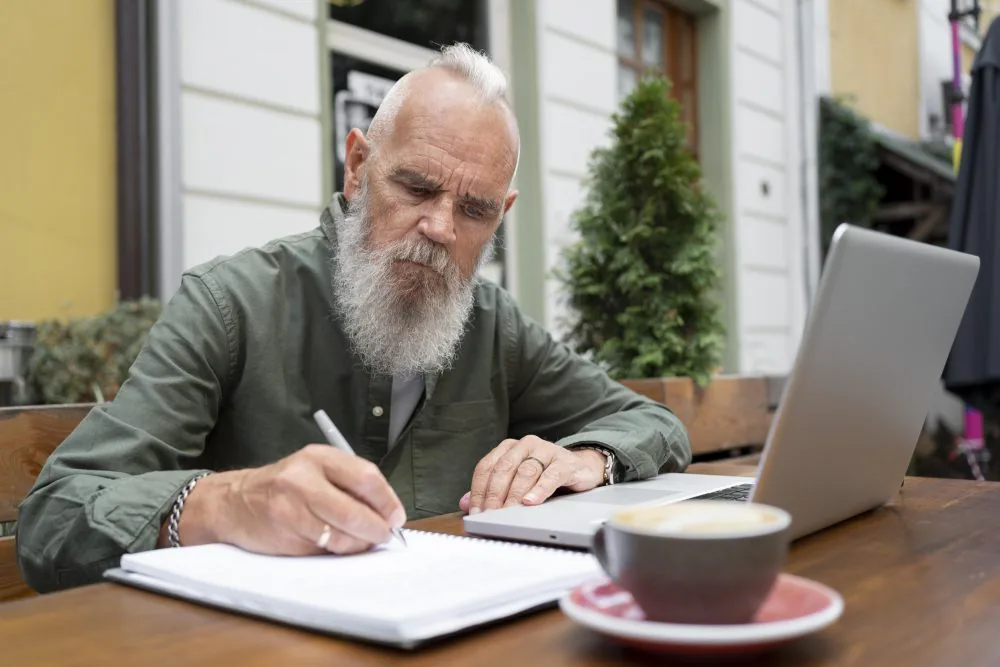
[[949, 1, 987, 478], [948, 0, 981, 167]]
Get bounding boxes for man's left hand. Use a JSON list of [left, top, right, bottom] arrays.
[[460, 436, 607, 514]]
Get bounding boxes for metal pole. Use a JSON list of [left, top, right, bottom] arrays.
[[950, 5, 966, 142]]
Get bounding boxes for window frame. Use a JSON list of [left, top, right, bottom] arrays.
[[617, 0, 700, 155]]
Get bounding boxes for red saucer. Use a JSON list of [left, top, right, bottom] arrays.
[[559, 573, 843, 655]]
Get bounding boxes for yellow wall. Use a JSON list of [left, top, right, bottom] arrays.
[[829, 0, 921, 139], [962, 8, 1000, 72], [0, 0, 117, 321], [962, 42, 976, 75]]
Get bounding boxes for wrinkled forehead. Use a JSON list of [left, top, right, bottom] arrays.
[[378, 79, 519, 193]]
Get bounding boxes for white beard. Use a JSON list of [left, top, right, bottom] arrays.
[[331, 182, 495, 377]]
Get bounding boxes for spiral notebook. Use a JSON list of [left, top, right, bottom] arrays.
[[104, 529, 600, 648]]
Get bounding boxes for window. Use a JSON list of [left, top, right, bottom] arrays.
[[617, 0, 699, 153], [328, 0, 488, 53]]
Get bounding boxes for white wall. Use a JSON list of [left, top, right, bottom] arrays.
[[531, 0, 809, 372], [160, 0, 324, 293], [730, 0, 807, 374], [533, 0, 618, 336]]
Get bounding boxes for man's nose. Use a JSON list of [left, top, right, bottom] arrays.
[[418, 198, 457, 246]]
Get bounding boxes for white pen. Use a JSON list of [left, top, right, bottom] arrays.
[[313, 409, 408, 547]]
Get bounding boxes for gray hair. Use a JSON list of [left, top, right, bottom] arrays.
[[366, 42, 519, 185], [427, 43, 510, 108]]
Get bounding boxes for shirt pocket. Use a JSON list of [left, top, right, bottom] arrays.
[[410, 399, 502, 516], [418, 399, 497, 432]]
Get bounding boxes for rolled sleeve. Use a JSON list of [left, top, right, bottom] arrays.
[[16, 273, 232, 592]]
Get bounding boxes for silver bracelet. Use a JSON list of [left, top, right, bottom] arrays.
[[166, 472, 211, 548]]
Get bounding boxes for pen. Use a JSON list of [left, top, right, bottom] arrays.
[[313, 409, 408, 547]]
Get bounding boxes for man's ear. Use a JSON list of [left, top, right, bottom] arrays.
[[503, 190, 518, 216], [343, 128, 370, 199]]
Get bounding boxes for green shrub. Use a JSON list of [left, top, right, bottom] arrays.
[[556, 75, 725, 386], [818, 96, 885, 256], [28, 298, 162, 404]]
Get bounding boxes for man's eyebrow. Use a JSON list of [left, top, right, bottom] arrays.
[[390, 167, 503, 214], [460, 193, 503, 215], [389, 168, 442, 191]]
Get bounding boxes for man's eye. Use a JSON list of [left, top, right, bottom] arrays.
[[406, 184, 431, 197], [463, 204, 485, 219]]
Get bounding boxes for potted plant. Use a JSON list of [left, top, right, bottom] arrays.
[[557, 74, 725, 384], [556, 75, 772, 459]]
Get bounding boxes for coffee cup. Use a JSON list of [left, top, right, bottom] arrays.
[[590, 500, 791, 625]]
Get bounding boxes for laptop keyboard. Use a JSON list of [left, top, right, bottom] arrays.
[[689, 483, 754, 502]]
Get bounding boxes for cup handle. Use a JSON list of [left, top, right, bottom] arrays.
[[591, 525, 613, 577]]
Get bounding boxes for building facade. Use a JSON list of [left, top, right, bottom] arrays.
[[29, 1, 984, 376], [147, 0, 821, 376]]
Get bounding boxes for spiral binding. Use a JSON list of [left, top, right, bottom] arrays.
[[402, 528, 595, 558]]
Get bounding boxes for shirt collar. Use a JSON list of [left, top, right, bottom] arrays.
[[319, 193, 348, 247]]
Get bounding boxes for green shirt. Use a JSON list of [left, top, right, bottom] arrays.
[[16, 197, 691, 592]]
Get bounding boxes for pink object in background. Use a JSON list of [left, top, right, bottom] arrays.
[[964, 407, 984, 450]]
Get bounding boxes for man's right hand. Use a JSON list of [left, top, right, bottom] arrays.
[[165, 444, 406, 555]]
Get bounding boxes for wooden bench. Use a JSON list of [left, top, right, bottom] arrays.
[[0, 404, 94, 602]]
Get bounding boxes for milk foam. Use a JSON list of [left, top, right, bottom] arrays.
[[616, 501, 782, 536]]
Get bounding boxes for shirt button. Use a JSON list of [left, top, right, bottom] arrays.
[[372, 406, 384, 417]]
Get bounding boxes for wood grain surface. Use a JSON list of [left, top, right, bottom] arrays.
[[0, 536, 31, 602], [622, 376, 776, 456], [2, 472, 999, 666], [0, 404, 94, 522]]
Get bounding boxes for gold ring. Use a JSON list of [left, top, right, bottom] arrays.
[[316, 524, 332, 549], [522, 456, 546, 469]]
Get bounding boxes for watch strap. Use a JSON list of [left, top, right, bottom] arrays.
[[567, 444, 617, 485]]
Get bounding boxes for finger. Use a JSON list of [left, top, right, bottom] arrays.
[[503, 454, 554, 507], [322, 525, 375, 555], [309, 445, 407, 528], [265, 494, 368, 556], [522, 458, 576, 505], [459, 491, 471, 513], [468, 439, 518, 513], [483, 438, 550, 511], [300, 465, 394, 546], [300, 514, 371, 556]]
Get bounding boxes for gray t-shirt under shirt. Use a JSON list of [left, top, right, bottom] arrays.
[[388, 374, 424, 448]]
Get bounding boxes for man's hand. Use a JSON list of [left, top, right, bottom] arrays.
[[461, 436, 607, 514], [164, 444, 406, 555]]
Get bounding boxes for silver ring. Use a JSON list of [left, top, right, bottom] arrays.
[[522, 456, 546, 470], [316, 524, 332, 549]]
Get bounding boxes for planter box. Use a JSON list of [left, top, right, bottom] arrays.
[[621, 375, 785, 458]]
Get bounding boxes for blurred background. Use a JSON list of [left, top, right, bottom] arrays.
[[1, 0, 998, 478]]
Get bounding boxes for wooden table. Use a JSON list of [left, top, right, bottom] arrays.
[[3, 465, 1000, 666]]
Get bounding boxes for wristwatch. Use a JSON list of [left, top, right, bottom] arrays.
[[568, 445, 618, 486]]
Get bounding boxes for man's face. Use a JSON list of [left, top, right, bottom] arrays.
[[347, 84, 518, 286], [334, 74, 519, 377]]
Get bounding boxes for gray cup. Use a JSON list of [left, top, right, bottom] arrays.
[[591, 500, 792, 625]]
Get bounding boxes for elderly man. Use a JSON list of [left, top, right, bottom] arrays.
[[17, 44, 690, 592]]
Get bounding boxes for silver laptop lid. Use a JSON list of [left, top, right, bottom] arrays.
[[752, 224, 979, 538]]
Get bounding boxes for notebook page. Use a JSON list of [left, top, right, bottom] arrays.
[[120, 529, 600, 627]]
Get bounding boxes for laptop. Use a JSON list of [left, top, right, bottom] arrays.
[[464, 224, 980, 546]]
